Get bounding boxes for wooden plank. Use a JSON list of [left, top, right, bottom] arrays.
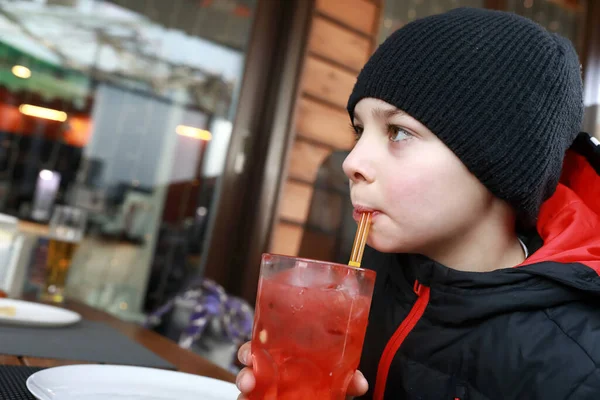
[[308, 16, 371, 72], [278, 180, 314, 224], [303, 56, 357, 109], [288, 140, 331, 183], [296, 96, 355, 150], [0, 355, 21, 365], [21, 357, 91, 368], [315, 0, 377, 35], [18, 220, 49, 236], [270, 221, 304, 256]]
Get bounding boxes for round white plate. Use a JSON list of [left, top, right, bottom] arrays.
[[27, 364, 240, 400], [0, 299, 81, 327]]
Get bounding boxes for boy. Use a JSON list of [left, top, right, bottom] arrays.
[[236, 7, 600, 399]]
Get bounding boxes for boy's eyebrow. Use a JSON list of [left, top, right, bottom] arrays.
[[372, 108, 405, 120], [353, 107, 405, 123]]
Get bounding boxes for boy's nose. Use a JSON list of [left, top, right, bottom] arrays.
[[343, 146, 375, 184]]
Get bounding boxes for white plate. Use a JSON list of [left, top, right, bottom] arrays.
[[27, 364, 240, 400], [0, 299, 81, 327]]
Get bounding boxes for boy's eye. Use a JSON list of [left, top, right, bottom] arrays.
[[350, 124, 364, 141], [388, 125, 411, 142]]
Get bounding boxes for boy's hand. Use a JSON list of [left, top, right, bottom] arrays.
[[235, 342, 369, 400]]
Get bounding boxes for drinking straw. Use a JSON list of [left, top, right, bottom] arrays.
[[348, 212, 372, 268]]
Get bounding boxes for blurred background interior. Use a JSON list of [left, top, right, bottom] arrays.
[[0, 0, 597, 370]]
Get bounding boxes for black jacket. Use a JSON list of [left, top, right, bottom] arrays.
[[358, 133, 600, 400]]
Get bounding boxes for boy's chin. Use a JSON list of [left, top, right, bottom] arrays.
[[368, 235, 411, 254], [367, 235, 401, 253]]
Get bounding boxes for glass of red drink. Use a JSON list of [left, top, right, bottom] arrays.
[[249, 254, 376, 400]]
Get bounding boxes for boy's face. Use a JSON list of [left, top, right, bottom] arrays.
[[343, 98, 495, 254]]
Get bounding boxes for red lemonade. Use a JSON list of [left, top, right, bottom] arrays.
[[250, 255, 376, 400]]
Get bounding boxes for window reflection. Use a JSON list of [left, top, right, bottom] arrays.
[[0, 0, 255, 320], [505, 0, 587, 54], [298, 151, 355, 265]]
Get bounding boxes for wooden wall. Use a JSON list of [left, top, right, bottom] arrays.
[[269, 0, 382, 256]]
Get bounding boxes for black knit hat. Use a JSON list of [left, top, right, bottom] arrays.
[[347, 7, 584, 226]]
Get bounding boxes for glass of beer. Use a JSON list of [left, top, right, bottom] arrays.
[[39, 206, 86, 303]]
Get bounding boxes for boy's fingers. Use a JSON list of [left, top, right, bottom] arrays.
[[237, 342, 252, 366], [236, 367, 256, 394], [235, 357, 365, 398], [347, 370, 368, 397]]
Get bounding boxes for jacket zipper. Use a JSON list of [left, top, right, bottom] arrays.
[[373, 281, 431, 400]]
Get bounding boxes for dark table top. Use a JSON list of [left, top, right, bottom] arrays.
[[0, 298, 236, 383]]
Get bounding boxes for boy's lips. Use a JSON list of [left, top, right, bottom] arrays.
[[352, 205, 380, 222]]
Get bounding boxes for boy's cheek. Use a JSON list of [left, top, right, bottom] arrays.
[[383, 173, 438, 210], [368, 217, 430, 253]]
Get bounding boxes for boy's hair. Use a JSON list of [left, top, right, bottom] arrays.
[[347, 7, 583, 226]]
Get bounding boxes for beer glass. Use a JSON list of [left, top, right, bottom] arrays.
[[39, 206, 86, 303]]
